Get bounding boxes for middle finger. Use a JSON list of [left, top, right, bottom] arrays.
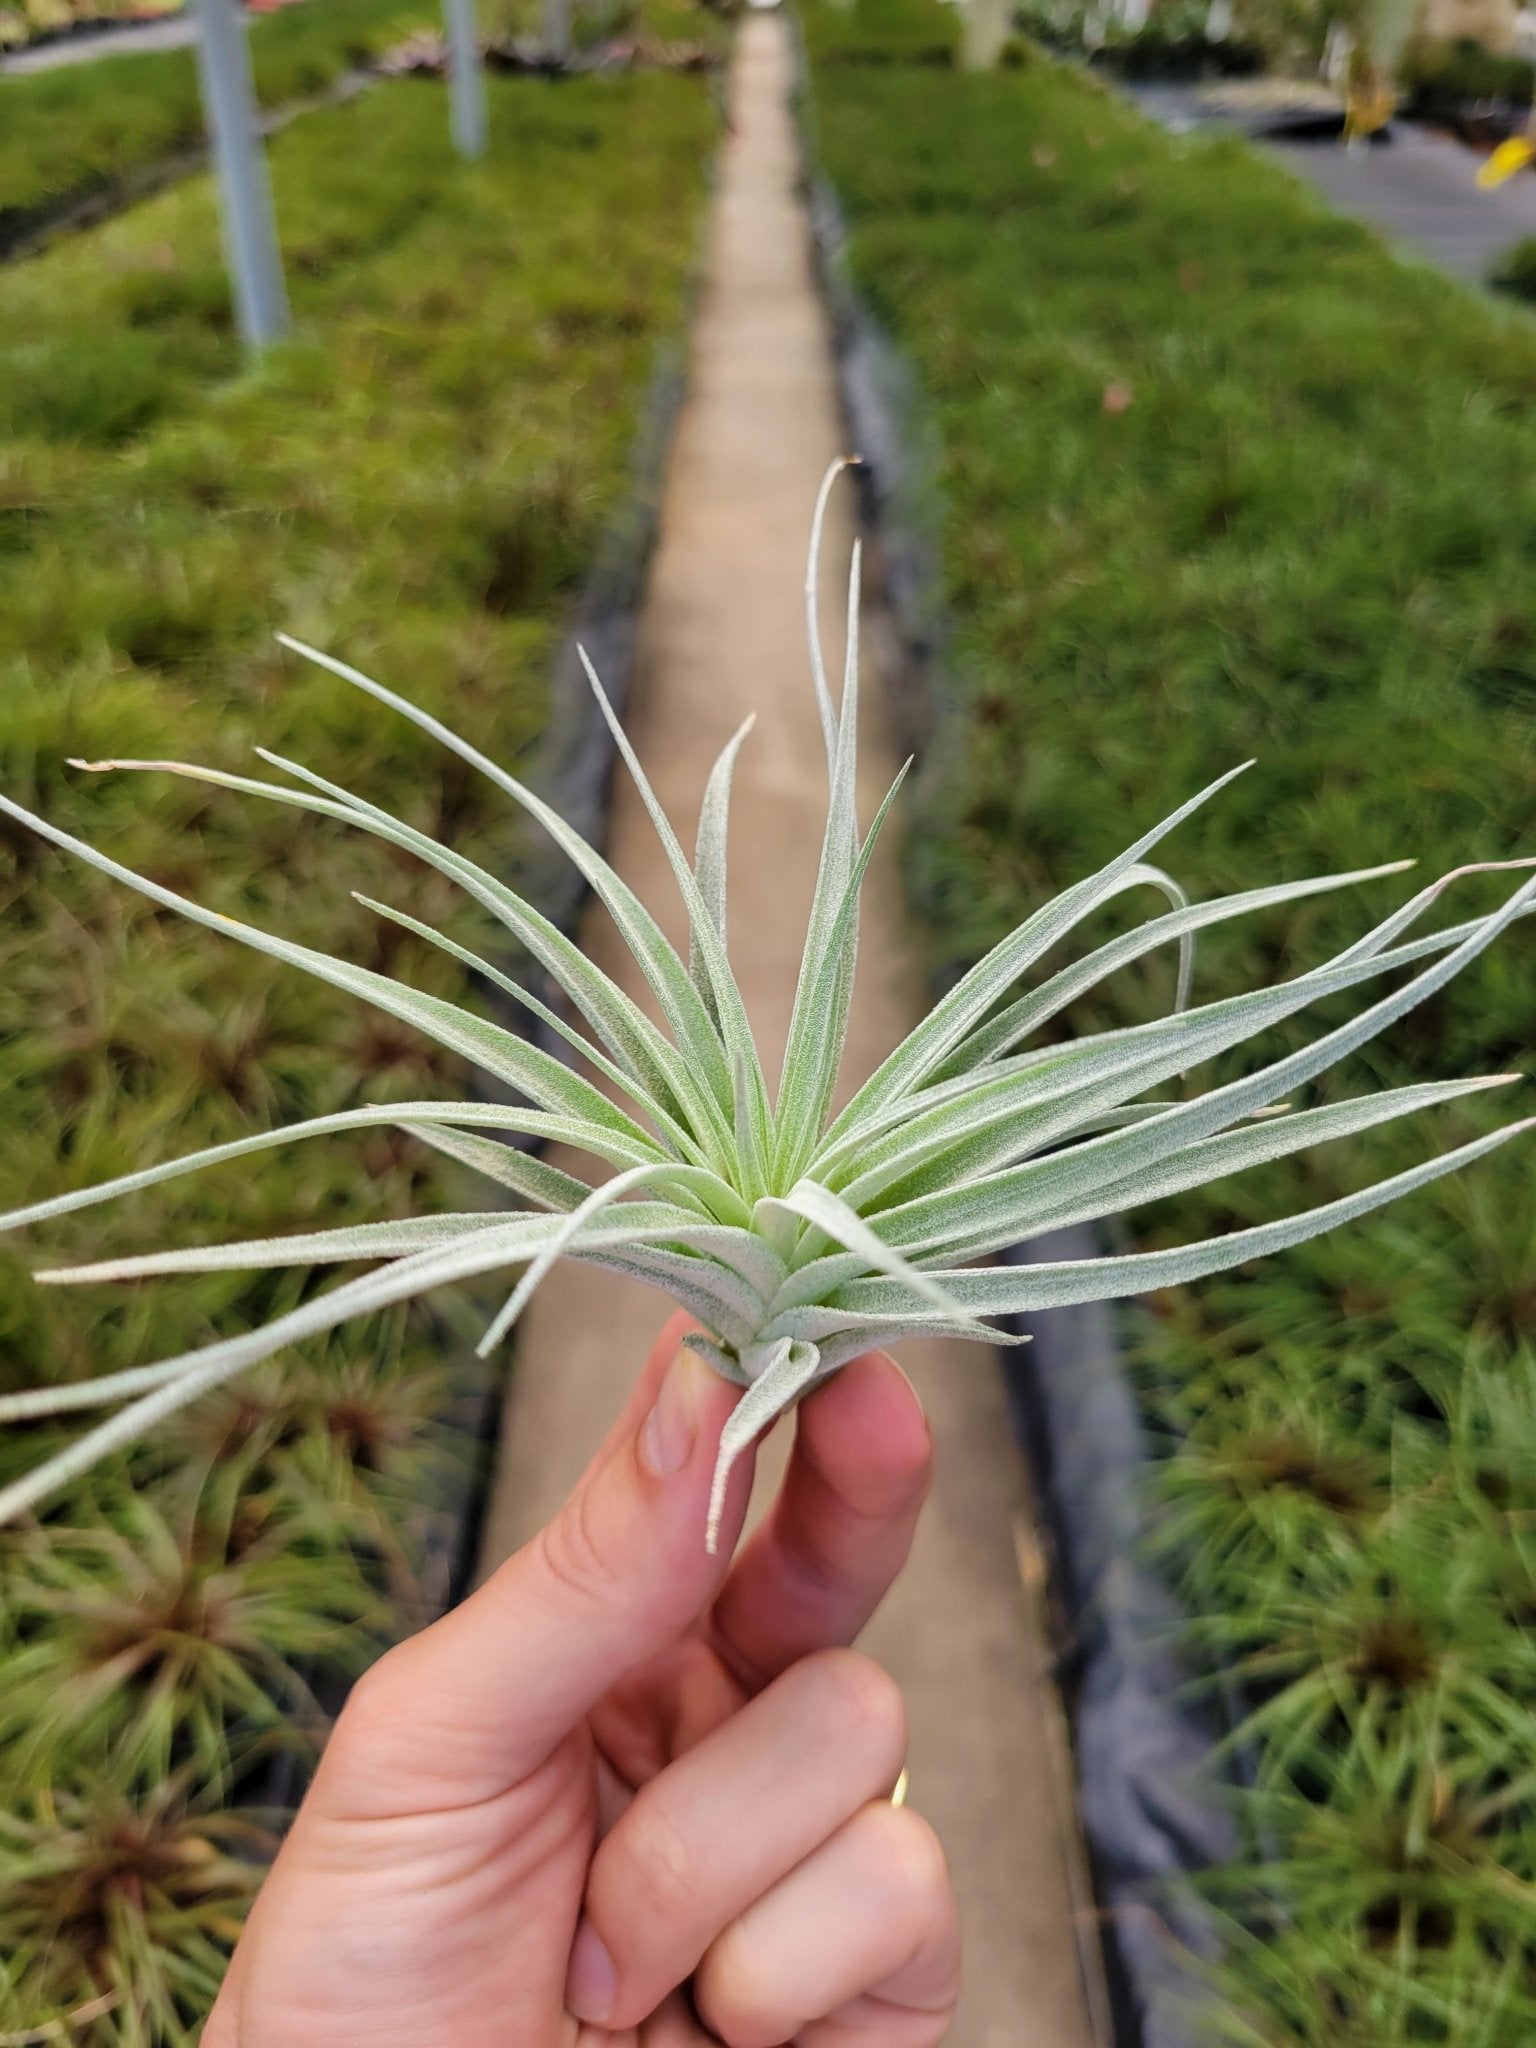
[[708, 1351, 932, 1694]]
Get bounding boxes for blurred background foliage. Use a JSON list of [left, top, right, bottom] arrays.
[[1, 0, 436, 242], [0, 0, 181, 53], [1012, 0, 1536, 132]]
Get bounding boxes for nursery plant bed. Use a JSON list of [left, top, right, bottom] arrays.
[[0, 0, 434, 257], [799, 5, 1536, 2044], [0, 56, 715, 2042]]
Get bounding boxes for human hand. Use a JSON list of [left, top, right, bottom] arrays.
[[204, 1312, 959, 2046]]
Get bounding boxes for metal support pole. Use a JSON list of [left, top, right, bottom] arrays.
[[194, 0, 289, 350], [543, 0, 570, 65], [959, 0, 1011, 70], [444, 0, 487, 158]]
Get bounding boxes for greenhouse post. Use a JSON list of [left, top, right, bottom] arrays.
[[445, 0, 488, 158], [194, 0, 290, 349]]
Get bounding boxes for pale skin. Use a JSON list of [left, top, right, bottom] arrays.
[[205, 1312, 960, 2046]]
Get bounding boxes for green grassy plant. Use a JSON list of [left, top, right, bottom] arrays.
[[797, 0, 958, 64], [0, 1778, 271, 2048], [0, 1471, 388, 1789], [0, 53, 714, 2039], [482, 0, 730, 47], [0, 0, 434, 249], [1491, 235, 1536, 304], [801, 4, 1536, 2036]]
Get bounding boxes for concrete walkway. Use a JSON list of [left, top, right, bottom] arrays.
[[476, 16, 1108, 2044]]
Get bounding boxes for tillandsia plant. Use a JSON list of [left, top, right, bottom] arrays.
[[2, 464, 1534, 1547]]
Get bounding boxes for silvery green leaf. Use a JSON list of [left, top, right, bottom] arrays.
[[354, 892, 693, 1152], [578, 651, 773, 1199], [476, 1163, 693, 1357], [934, 860, 1413, 1079], [816, 1118, 1534, 1327], [0, 1102, 652, 1238], [772, 759, 911, 1182], [692, 716, 755, 1006], [34, 1213, 534, 1284], [825, 771, 1256, 1139], [824, 900, 1518, 1209], [575, 1246, 766, 1352], [705, 1337, 824, 1553], [277, 638, 742, 1147], [759, 1178, 968, 1322], [804, 457, 856, 777], [881, 1074, 1518, 1260], [0, 1214, 632, 1526], [271, 744, 735, 1164], [84, 751, 699, 1140], [402, 1123, 596, 1214]]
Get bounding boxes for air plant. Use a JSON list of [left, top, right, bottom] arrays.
[[0, 466, 1532, 1548], [0, 1775, 269, 2048], [0, 1482, 382, 1790]]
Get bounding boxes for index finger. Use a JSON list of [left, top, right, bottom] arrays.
[[707, 1351, 932, 1693], [319, 1333, 751, 1810]]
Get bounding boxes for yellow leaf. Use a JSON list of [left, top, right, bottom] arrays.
[[1479, 137, 1536, 190]]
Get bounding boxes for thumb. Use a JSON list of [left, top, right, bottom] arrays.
[[324, 1332, 746, 1807]]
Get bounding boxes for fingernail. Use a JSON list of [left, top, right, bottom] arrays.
[[638, 1349, 704, 1478], [565, 1917, 617, 2024], [887, 1358, 931, 1437]]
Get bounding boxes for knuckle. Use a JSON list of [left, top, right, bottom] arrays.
[[317, 1641, 432, 1810], [804, 1647, 907, 1770], [608, 1791, 707, 1927], [530, 1480, 611, 1610], [335, 1641, 411, 1741], [694, 1925, 782, 2048], [877, 1806, 953, 1920]]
